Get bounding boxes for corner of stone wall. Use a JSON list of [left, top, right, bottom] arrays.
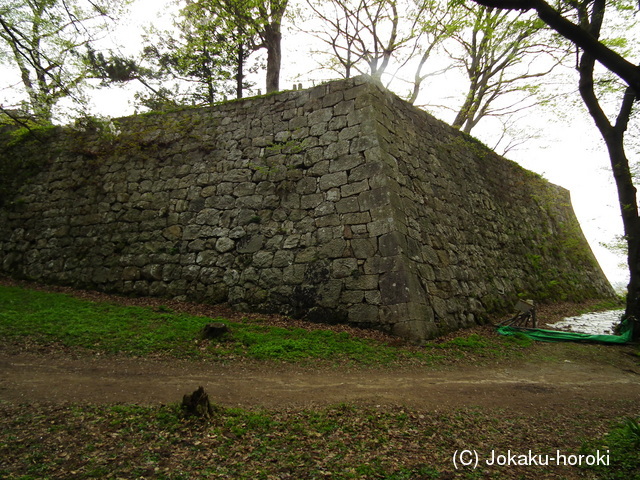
[[348, 78, 616, 341], [347, 79, 440, 341]]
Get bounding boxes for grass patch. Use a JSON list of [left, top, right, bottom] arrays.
[[223, 326, 404, 363], [424, 332, 533, 361], [579, 417, 640, 479], [435, 333, 489, 349], [0, 285, 536, 365], [0, 285, 401, 363], [0, 285, 211, 357]]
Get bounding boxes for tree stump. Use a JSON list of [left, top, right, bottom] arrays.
[[201, 322, 229, 340], [181, 386, 215, 419]]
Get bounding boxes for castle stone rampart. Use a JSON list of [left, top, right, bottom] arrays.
[[0, 76, 614, 340]]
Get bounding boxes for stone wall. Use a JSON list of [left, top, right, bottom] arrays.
[[0, 76, 614, 341]]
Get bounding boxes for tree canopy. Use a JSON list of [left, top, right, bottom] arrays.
[[471, 0, 640, 93], [0, 0, 129, 122], [135, 0, 261, 107]]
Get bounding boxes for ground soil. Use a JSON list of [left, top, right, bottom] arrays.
[[1, 348, 639, 414], [1, 278, 639, 415], [2, 281, 639, 480]]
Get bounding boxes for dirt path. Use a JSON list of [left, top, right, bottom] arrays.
[[2, 350, 639, 412], [3, 278, 637, 412]]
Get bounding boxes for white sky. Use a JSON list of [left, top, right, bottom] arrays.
[[15, 0, 637, 290]]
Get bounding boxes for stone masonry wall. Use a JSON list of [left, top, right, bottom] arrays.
[[0, 76, 614, 341]]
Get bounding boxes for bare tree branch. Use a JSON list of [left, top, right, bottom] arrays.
[[470, 0, 640, 93]]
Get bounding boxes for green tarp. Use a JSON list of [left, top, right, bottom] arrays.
[[497, 319, 633, 344]]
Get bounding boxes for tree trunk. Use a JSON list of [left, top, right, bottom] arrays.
[[181, 386, 215, 418], [604, 130, 640, 340], [624, 208, 640, 339], [264, 27, 281, 93], [236, 43, 244, 99], [574, 0, 639, 338], [408, 50, 431, 105], [605, 126, 640, 339], [452, 90, 475, 131], [579, 57, 640, 340]]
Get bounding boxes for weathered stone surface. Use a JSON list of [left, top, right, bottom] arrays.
[[215, 237, 235, 253], [237, 235, 264, 253], [0, 75, 614, 343]]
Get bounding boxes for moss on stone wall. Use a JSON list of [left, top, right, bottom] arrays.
[[0, 124, 62, 208]]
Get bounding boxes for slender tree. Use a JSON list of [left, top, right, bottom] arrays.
[[305, 0, 368, 78], [471, 0, 640, 91], [89, 0, 263, 108], [306, 0, 424, 80], [407, 0, 463, 104], [0, 0, 128, 122], [137, 0, 259, 105], [471, 0, 639, 338], [305, 0, 561, 145], [213, 0, 288, 93], [448, 4, 563, 134]]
